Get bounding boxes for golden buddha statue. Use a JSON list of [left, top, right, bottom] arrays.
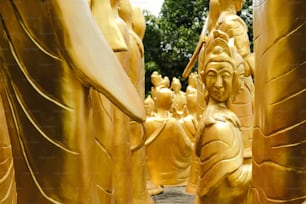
[[150, 72, 171, 103], [194, 30, 251, 204], [0, 1, 144, 203], [252, 0, 306, 203], [145, 87, 193, 186], [170, 77, 188, 119], [186, 0, 254, 164], [150, 71, 163, 102]]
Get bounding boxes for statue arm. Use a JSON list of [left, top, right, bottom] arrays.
[[47, 0, 144, 122]]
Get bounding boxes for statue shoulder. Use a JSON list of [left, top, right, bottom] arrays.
[[205, 118, 235, 139]]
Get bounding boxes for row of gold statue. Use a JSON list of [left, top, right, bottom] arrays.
[[145, 72, 197, 185], [1, 0, 306, 203], [146, 72, 197, 119]]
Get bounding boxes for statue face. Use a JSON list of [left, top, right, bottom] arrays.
[[204, 61, 234, 102], [172, 81, 181, 92], [232, 63, 245, 95]]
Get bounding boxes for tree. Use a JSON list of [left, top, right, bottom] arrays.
[[158, 0, 208, 86]]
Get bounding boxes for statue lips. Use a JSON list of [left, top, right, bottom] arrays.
[[211, 88, 226, 101]]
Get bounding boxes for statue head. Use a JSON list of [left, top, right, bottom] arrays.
[[159, 76, 170, 88], [155, 88, 173, 111], [170, 77, 182, 93], [199, 30, 245, 104], [151, 71, 162, 86]]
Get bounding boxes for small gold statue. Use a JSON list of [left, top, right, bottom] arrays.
[[194, 30, 251, 204], [145, 87, 193, 186], [151, 72, 171, 102], [170, 77, 188, 119]]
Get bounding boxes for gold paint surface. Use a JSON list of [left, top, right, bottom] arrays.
[[253, 0, 306, 203], [0, 0, 145, 203]]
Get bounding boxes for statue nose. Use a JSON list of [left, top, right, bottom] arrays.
[[215, 75, 223, 88]]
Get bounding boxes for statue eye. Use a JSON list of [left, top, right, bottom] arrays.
[[222, 72, 231, 80], [206, 72, 216, 79]]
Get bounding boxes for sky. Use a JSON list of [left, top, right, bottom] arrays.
[[130, 0, 164, 16]]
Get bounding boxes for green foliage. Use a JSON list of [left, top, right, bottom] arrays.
[[143, 0, 253, 95], [158, 0, 208, 88], [239, 0, 253, 51], [143, 10, 162, 95]]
